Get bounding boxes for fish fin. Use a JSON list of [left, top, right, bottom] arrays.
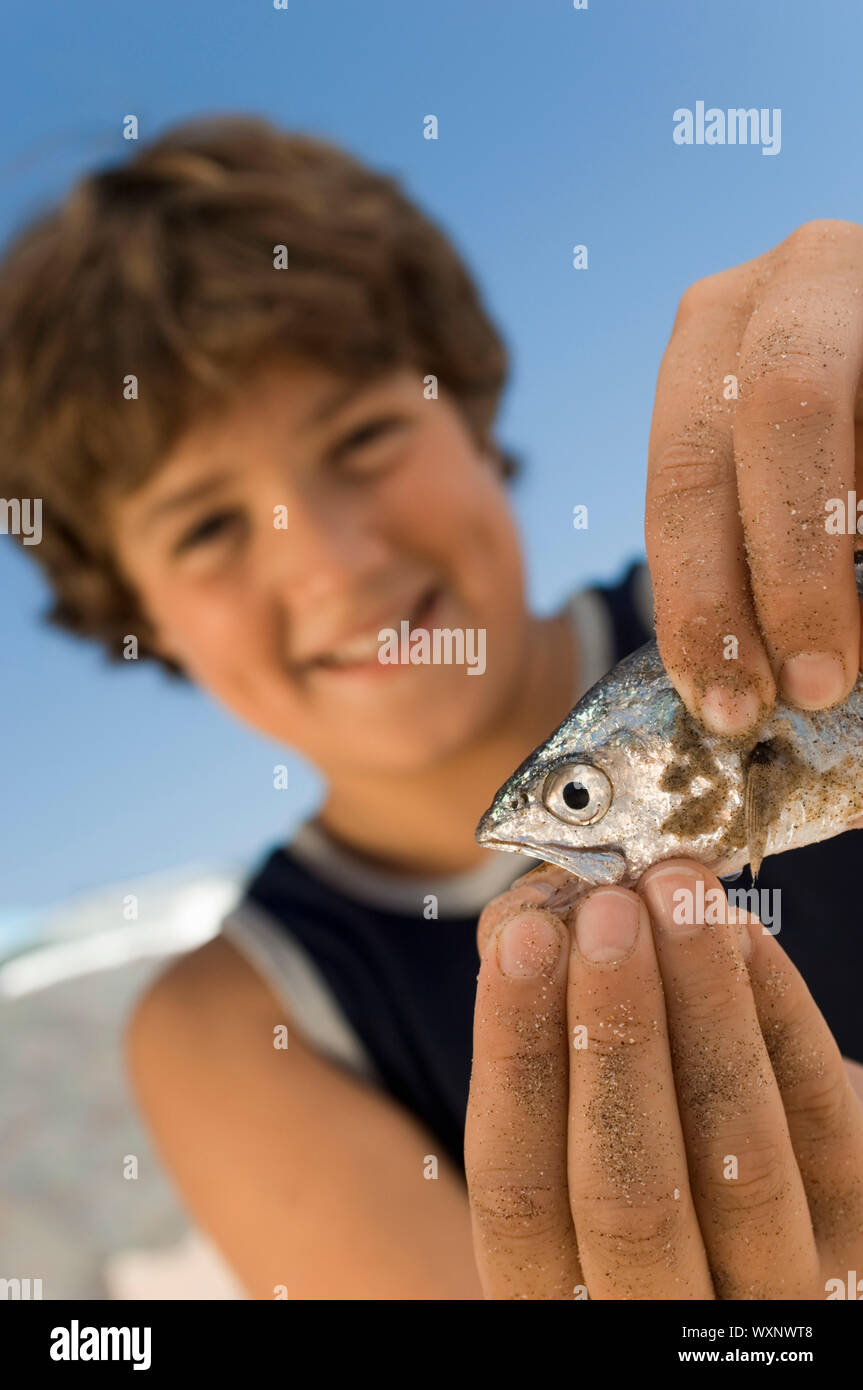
[[744, 740, 780, 881]]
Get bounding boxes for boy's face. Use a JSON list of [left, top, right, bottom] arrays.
[[109, 357, 530, 774]]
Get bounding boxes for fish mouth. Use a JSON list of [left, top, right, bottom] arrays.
[[479, 836, 627, 886]]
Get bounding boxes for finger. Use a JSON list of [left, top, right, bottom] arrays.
[[743, 916, 863, 1276], [465, 905, 582, 1299], [641, 860, 820, 1299], [567, 887, 714, 1300], [475, 863, 573, 957], [646, 267, 776, 737], [733, 228, 863, 708]]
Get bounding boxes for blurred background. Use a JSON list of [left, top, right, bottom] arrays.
[[2, 0, 862, 1297]]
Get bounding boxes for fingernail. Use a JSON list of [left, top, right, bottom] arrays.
[[699, 684, 762, 736], [779, 652, 846, 708], [643, 865, 702, 933], [574, 890, 640, 963], [497, 911, 564, 978]]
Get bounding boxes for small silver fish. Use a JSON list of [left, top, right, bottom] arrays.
[[476, 556, 863, 890]]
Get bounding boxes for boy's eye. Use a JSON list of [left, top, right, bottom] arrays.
[[333, 416, 407, 468], [174, 510, 243, 555]]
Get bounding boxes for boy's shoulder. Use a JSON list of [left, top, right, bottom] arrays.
[[123, 932, 298, 1083], [130, 933, 258, 1020]]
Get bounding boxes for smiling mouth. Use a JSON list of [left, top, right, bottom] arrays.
[[303, 584, 441, 671]]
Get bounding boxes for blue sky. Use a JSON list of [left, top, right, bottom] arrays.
[[1, 0, 860, 908]]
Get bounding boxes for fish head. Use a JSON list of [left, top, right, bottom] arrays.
[[475, 642, 750, 885]]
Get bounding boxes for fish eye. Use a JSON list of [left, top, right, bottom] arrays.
[[542, 762, 612, 826]]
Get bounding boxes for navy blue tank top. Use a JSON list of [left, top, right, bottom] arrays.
[[238, 562, 863, 1172]]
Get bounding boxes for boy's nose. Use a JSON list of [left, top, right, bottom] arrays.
[[259, 493, 394, 604]]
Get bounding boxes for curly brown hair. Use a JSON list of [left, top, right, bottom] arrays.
[[0, 113, 519, 677]]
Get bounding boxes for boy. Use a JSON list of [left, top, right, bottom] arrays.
[[3, 114, 862, 1299]]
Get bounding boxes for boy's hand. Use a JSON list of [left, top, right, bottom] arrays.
[[645, 219, 863, 736], [465, 862, 863, 1299]]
